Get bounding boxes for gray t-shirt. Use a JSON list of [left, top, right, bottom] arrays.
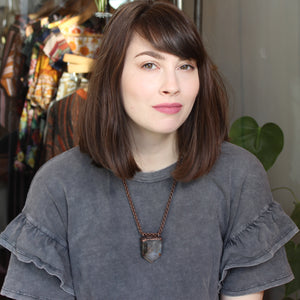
[[0, 142, 298, 299]]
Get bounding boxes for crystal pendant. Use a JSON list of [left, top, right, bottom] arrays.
[[140, 237, 162, 263]]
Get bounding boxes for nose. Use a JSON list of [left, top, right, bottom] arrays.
[[160, 70, 180, 96]]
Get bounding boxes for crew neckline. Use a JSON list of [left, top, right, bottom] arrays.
[[131, 163, 176, 183]]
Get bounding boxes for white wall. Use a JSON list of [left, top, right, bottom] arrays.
[[202, 0, 300, 215]]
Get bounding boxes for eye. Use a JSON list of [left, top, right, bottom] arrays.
[[142, 63, 157, 70], [179, 64, 195, 71]]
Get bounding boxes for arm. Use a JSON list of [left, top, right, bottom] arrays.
[[221, 292, 264, 300], [0, 174, 75, 299]]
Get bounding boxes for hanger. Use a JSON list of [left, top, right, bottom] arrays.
[[28, 0, 68, 20], [29, 0, 97, 27], [63, 53, 95, 73], [57, 1, 97, 30]]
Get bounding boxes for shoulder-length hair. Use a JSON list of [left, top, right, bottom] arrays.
[[79, 0, 229, 182]]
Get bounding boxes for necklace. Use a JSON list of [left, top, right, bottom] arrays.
[[122, 179, 177, 263]]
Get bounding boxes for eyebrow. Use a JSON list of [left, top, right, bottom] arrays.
[[135, 51, 165, 60]]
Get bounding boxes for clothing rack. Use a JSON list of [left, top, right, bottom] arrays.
[[0, 0, 106, 219]]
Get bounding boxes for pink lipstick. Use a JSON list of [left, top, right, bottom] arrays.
[[152, 103, 182, 114]]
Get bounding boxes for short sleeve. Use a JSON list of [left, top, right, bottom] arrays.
[[2, 254, 74, 300], [0, 173, 75, 299], [219, 153, 299, 296]]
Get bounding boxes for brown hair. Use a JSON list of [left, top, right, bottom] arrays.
[[79, 0, 229, 182]]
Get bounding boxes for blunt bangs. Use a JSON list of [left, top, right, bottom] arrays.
[[133, 3, 203, 62]]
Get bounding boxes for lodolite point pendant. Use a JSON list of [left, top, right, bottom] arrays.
[[123, 179, 177, 264], [141, 237, 162, 263]]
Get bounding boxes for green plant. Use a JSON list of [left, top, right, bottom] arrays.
[[95, 0, 107, 12], [229, 116, 300, 300], [229, 116, 284, 170]]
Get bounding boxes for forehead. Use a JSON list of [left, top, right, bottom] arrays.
[[125, 33, 157, 57]]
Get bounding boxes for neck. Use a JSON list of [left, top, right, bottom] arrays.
[[130, 128, 178, 173]]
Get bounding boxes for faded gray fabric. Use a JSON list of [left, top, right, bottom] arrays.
[[0, 142, 298, 299]]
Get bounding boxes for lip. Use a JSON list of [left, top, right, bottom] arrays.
[[152, 103, 183, 114]]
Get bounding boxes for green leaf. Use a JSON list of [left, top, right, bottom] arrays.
[[285, 241, 300, 296], [291, 203, 300, 229], [229, 116, 284, 170]]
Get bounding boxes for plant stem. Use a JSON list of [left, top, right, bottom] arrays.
[[255, 127, 261, 150]]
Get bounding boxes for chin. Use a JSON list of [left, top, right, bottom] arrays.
[[160, 122, 184, 133], [155, 126, 181, 135]]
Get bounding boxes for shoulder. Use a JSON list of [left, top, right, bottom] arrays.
[[220, 141, 262, 168], [29, 147, 107, 200], [23, 147, 108, 223], [204, 141, 269, 205], [24, 147, 93, 208], [35, 147, 97, 185], [38, 147, 91, 176], [211, 141, 265, 179]]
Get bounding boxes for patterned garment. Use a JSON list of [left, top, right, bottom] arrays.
[[0, 24, 25, 98], [43, 27, 72, 71], [59, 23, 102, 58], [0, 32, 23, 97], [0, 24, 27, 134], [25, 25, 52, 79], [42, 88, 87, 163], [14, 100, 45, 171], [14, 26, 62, 171], [26, 46, 39, 90], [56, 72, 88, 100], [26, 50, 62, 110]]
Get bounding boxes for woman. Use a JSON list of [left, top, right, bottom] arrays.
[[0, 1, 298, 299]]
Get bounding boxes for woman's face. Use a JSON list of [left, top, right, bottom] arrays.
[[121, 33, 199, 139]]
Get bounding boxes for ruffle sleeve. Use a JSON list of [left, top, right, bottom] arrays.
[[0, 212, 75, 297], [219, 201, 299, 296]]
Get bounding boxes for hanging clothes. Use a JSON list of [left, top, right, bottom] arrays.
[[0, 2, 104, 224], [14, 100, 45, 170], [26, 51, 62, 110], [0, 0, 100, 279], [14, 25, 64, 171], [0, 21, 27, 134], [14, 13, 103, 172], [42, 88, 87, 162], [0, 27, 23, 98], [0, 18, 31, 231], [0, 19, 28, 187], [43, 27, 73, 71], [55, 72, 88, 101], [59, 20, 102, 58]]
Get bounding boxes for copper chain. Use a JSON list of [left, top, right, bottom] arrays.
[[122, 179, 177, 239]]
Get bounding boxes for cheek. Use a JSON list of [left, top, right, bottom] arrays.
[[122, 76, 153, 109], [121, 74, 135, 109], [192, 77, 200, 97], [121, 82, 142, 118], [184, 80, 199, 116], [191, 84, 200, 106], [186, 84, 199, 107], [182, 74, 200, 98]]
